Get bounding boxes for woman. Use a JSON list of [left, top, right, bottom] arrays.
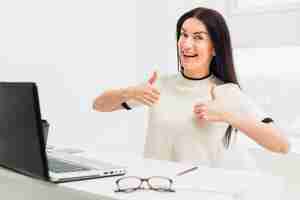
[[93, 7, 289, 170]]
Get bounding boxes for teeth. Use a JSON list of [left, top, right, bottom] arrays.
[[181, 52, 197, 57], [184, 55, 197, 57]]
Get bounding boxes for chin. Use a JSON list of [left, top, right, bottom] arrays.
[[181, 63, 200, 70]]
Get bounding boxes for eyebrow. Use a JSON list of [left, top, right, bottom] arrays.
[[181, 28, 208, 35]]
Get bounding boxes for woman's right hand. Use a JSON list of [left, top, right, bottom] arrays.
[[127, 71, 160, 107]]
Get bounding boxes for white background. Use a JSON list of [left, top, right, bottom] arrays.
[[0, 0, 140, 153]]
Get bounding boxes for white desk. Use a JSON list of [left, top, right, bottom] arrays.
[[0, 150, 287, 200]]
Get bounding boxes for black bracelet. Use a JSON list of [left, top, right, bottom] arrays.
[[261, 117, 274, 123], [121, 102, 132, 110]]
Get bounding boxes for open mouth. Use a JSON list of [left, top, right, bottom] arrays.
[[181, 51, 198, 58], [183, 54, 198, 58], [184, 55, 197, 57]]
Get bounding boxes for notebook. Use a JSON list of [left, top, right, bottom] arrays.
[[0, 82, 126, 183]]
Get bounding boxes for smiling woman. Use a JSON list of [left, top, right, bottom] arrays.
[[93, 7, 290, 170], [177, 18, 214, 78]]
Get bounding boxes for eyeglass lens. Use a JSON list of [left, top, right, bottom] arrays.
[[115, 176, 175, 193]]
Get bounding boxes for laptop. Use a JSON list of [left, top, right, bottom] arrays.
[[0, 82, 126, 183]]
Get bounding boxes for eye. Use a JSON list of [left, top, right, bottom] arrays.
[[180, 32, 188, 38], [194, 35, 203, 40]]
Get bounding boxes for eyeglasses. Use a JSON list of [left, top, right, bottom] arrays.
[[114, 176, 175, 193]]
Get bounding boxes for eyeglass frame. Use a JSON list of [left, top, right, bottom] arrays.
[[114, 176, 176, 193]]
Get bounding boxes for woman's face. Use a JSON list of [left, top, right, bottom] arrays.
[[178, 17, 215, 72]]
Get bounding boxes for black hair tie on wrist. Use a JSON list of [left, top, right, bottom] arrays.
[[261, 117, 274, 123], [121, 102, 132, 110]]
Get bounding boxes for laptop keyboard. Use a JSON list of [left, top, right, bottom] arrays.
[[48, 157, 92, 173]]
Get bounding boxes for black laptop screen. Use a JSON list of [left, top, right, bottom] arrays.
[[0, 82, 49, 180]]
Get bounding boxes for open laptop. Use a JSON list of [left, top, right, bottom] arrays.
[[0, 82, 126, 183]]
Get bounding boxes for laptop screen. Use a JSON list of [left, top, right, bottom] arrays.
[[0, 82, 49, 180]]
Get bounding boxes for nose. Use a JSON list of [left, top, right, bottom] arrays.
[[182, 36, 193, 50]]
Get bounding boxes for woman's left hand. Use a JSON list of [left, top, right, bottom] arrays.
[[193, 85, 229, 123]]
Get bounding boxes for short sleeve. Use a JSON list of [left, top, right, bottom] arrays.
[[214, 83, 270, 122]]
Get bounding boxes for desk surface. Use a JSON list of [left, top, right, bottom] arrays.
[[0, 149, 287, 200]]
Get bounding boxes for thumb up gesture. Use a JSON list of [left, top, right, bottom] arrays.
[[129, 71, 160, 107], [193, 85, 228, 123]]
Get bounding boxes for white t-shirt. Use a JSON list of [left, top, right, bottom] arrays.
[[127, 73, 268, 171]]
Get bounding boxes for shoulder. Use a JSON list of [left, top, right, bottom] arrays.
[[213, 82, 243, 99], [210, 75, 240, 93], [214, 82, 240, 91], [154, 73, 178, 88], [215, 82, 240, 91]]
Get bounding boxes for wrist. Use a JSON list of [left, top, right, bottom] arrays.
[[120, 87, 135, 101], [221, 111, 236, 124]]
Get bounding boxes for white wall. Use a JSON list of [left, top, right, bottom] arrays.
[[136, 0, 217, 78], [0, 0, 141, 153], [224, 0, 300, 48]]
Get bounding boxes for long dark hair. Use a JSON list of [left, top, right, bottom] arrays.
[[176, 7, 240, 148]]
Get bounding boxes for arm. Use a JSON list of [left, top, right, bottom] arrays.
[[92, 87, 133, 112], [194, 83, 290, 154], [223, 112, 290, 154], [93, 72, 160, 112]]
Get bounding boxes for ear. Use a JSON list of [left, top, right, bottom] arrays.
[[211, 46, 216, 56]]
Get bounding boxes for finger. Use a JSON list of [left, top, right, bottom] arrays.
[[194, 110, 202, 116], [144, 91, 160, 103], [196, 114, 207, 120], [148, 71, 158, 85], [151, 87, 160, 95], [195, 111, 207, 118], [194, 104, 207, 110], [136, 96, 153, 107], [145, 89, 160, 98], [143, 94, 158, 104], [143, 99, 154, 107], [194, 103, 206, 108], [194, 105, 207, 112], [147, 94, 160, 102], [194, 110, 206, 117], [193, 106, 200, 113], [196, 106, 208, 112], [195, 114, 207, 122]]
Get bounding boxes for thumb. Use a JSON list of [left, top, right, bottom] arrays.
[[210, 85, 216, 101], [148, 71, 158, 85]]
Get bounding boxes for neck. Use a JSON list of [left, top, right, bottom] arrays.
[[182, 67, 210, 80]]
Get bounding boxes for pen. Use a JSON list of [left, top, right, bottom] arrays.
[[176, 166, 198, 176]]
